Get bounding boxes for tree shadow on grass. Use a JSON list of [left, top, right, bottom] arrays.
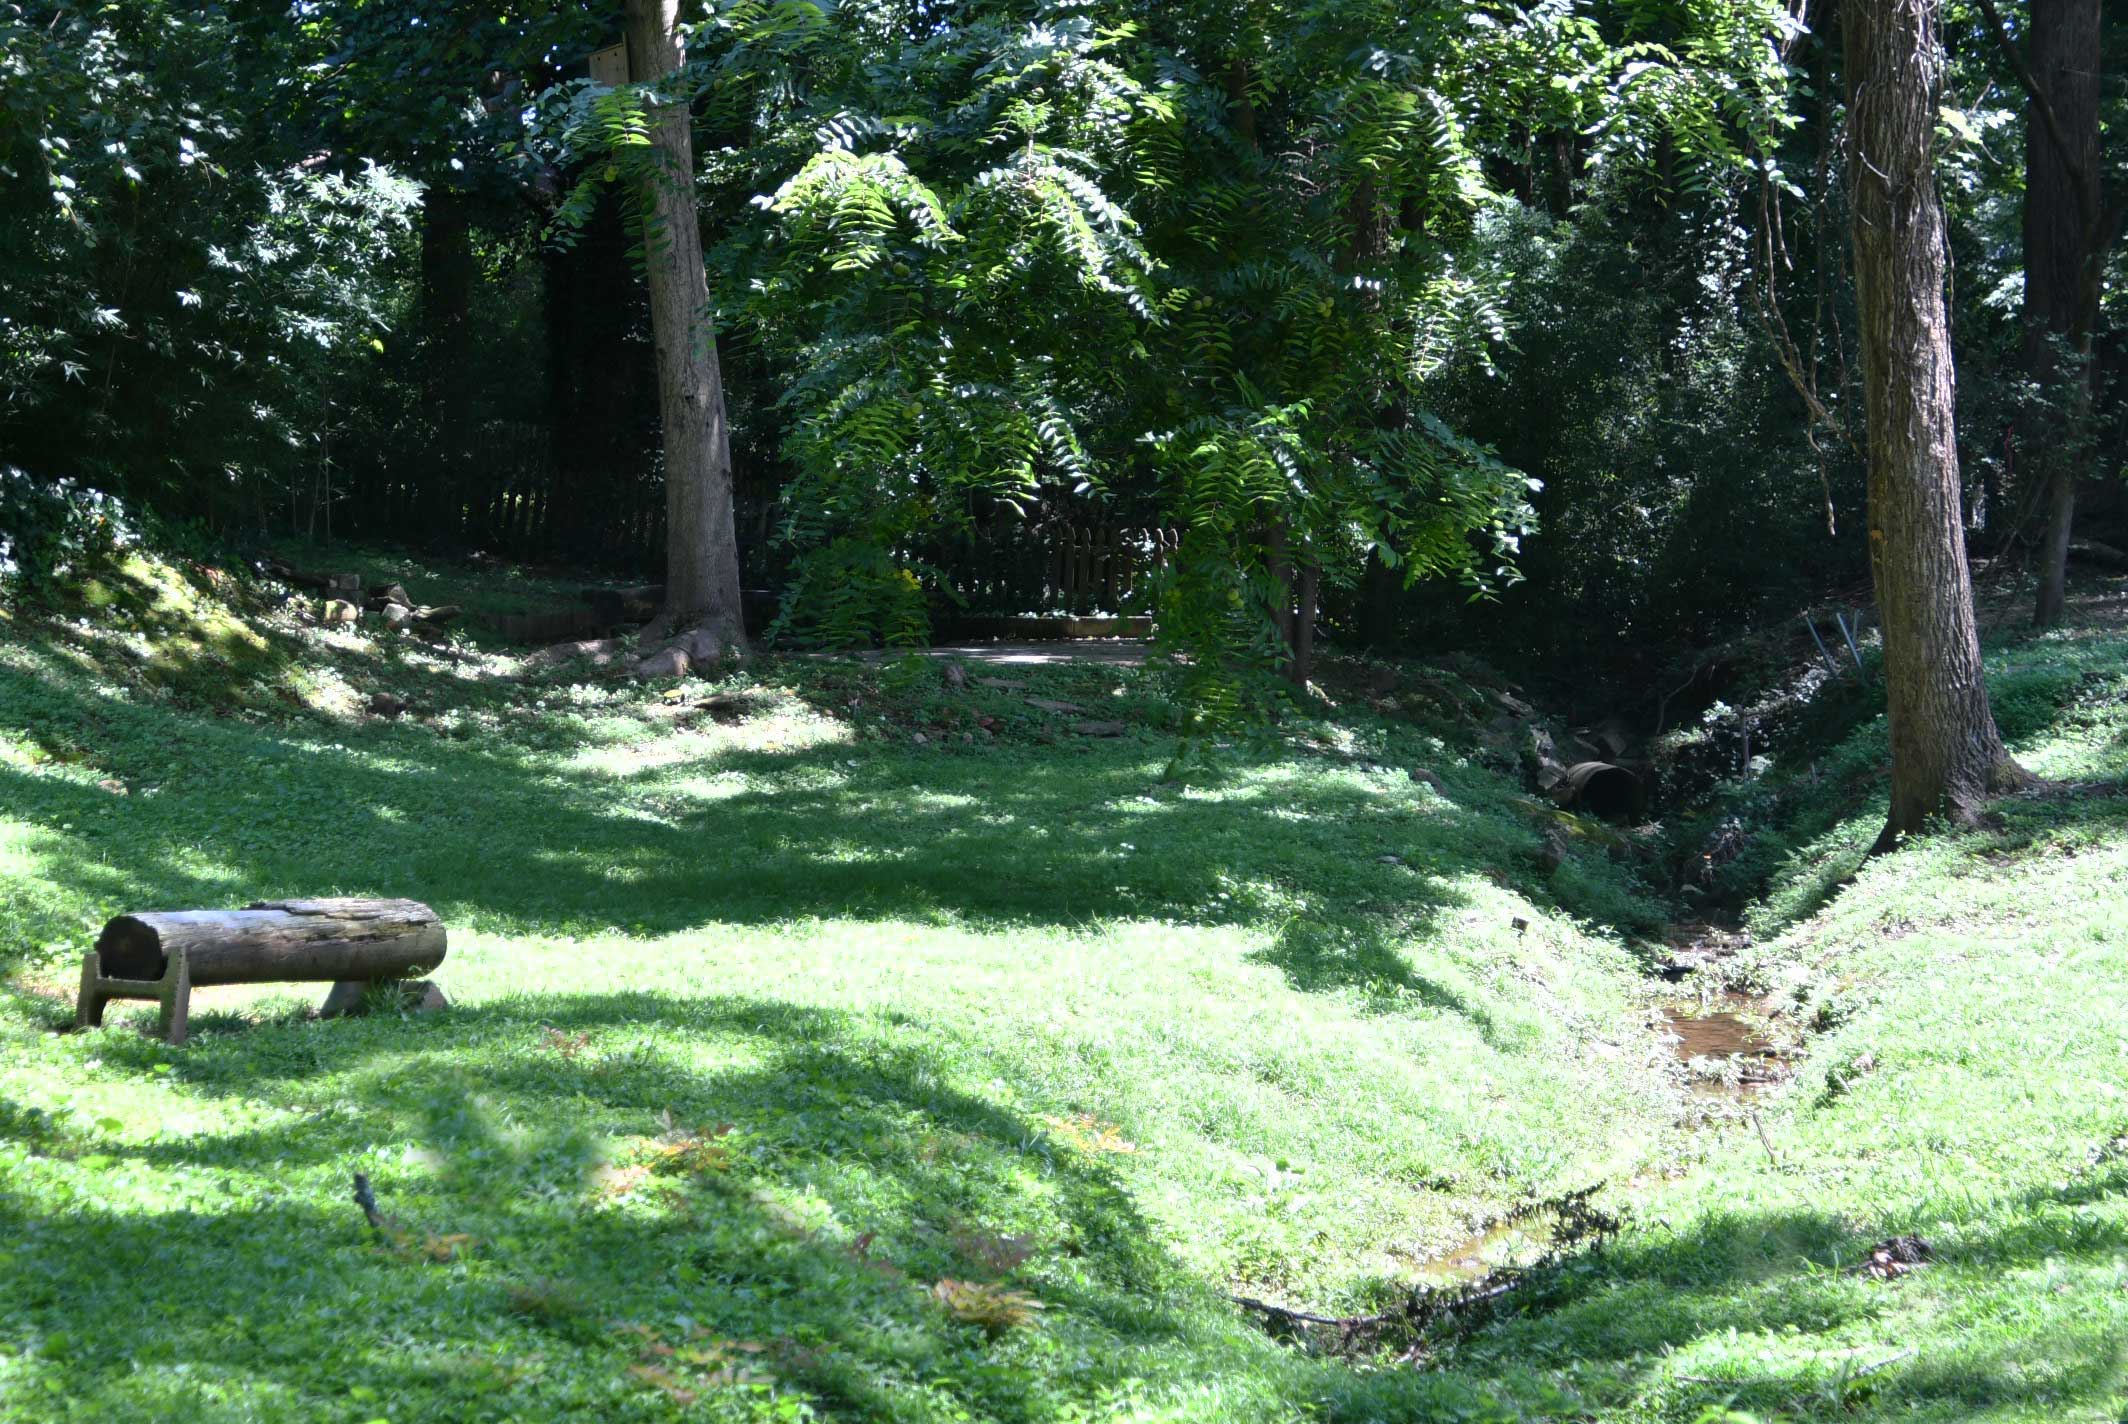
[[0, 655, 1575, 1010], [0, 991, 1464, 1423], [1249, 915, 1506, 1040], [1443, 1164, 2128, 1422]]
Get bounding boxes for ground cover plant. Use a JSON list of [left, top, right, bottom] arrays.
[[4, 551, 2127, 1422], [10, 0, 2128, 1416], [0, 548, 1682, 1423]]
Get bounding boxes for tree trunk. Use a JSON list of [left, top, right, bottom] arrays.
[[1290, 562, 1319, 686], [2034, 463, 2078, 626], [623, 0, 747, 653], [418, 185, 476, 540], [1844, 0, 2026, 850], [2018, 0, 2103, 628]]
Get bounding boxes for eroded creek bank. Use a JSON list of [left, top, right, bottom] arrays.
[[1245, 644, 1857, 1356], [1237, 941, 1807, 1361]]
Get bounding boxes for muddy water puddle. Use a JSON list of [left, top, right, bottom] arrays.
[[1406, 1189, 1620, 1288], [1400, 964, 1789, 1287], [1661, 996, 1790, 1096], [1410, 1217, 1552, 1285]]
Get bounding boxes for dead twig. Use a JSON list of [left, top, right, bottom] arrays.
[[1750, 1108, 1784, 1172]]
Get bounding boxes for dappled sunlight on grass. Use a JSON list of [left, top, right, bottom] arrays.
[[0, 577, 1701, 1419], [7, 568, 2128, 1420]]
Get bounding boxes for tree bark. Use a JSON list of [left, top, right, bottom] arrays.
[[623, 0, 747, 653], [1844, 0, 2026, 850], [94, 899, 446, 984], [2018, 0, 2103, 628]]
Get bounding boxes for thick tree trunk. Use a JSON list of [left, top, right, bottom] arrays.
[[419, 185, 476, 540], [2019, 0, 2103, 628], [623, 0, 747, 653], [1845, 0, 2026, 850]]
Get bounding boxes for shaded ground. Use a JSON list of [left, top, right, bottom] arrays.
[[829, 639, 1153, 667], [2, 552, 2125, 1422]]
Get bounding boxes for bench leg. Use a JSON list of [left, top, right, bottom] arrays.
[[77, 951, 108, 1029], [158, 949, 191, 1047], [77, 947, 190, 1045]]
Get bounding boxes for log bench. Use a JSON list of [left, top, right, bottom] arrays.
[[77, 898, 447, 1046]]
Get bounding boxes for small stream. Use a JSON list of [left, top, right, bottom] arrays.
[[1404, 929, 1793, 1287], [1661, 997, 1789, 1096]]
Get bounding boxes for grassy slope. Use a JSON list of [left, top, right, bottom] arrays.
[[1450, 605, 2128, 1423], [2, 552, 2124, 1423], [0, 549, 1673, 1424]]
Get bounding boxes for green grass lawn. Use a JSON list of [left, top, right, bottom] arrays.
[[2, 555, 2125, 1422]]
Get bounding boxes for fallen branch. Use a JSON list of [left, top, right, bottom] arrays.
[[1229, 1295, 1352, 1329], [1750, 1108, 1784, 1172], [1851, 1348, 1918, 1379]]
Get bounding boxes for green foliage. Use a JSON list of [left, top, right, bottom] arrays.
[[519, 0, 1805, 675], [0, 542, 1681, 1422], [0, 1, 422, 530], [0, 473, 131, 603]]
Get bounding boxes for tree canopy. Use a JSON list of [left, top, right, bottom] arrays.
[[5, 0, 2125, 702]]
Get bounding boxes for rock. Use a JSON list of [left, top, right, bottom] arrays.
[[1536, 827, 1569, 874], [97, 778, 128, 796], [380, 603, 415, 630], [1377, 854, 1404, 866], [943, 662, 968, 689], [324, 572, 364, 598], [1027, 697, 1086, 714], [367, 692, 409, 718], [1409, 767, 1445, 793], [320, 599, 360, 625], [368, 583, 412, 608], [411, 604, 462, 627], [912, 732, 928, 745], [1070, 719, 1128, 737], [634, 647, 691, 680], [674, 628, 726, 664], [1492, 690, 1535, 719]]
